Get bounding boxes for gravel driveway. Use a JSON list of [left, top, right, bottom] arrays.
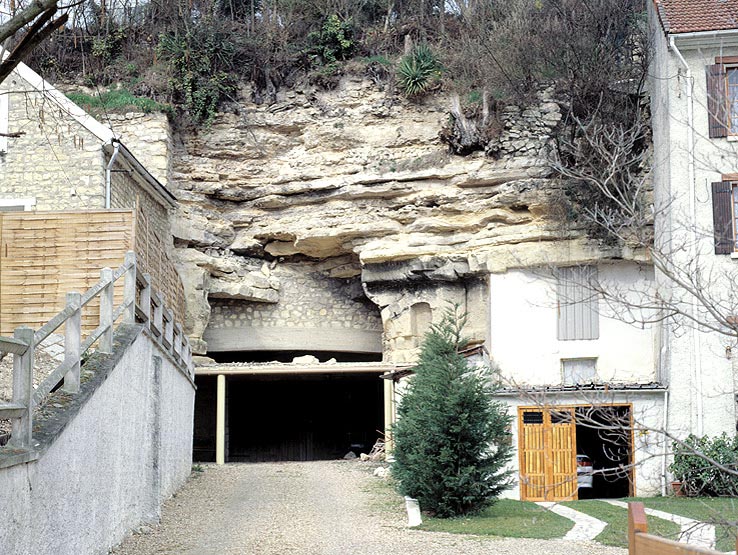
[[112, 461, 626, 555]]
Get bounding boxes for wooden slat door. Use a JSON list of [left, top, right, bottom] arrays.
[[519, 409, 547, 500], [519, 407, 578, 501], [549, 408, 577, 500]]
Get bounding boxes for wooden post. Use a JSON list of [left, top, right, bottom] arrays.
[[174, 323, 184, 361], [123, 251, 136, 324], [11, 327, 34, 449], [63, 292, 81, 394], [163, 307, 173, 351], [99, 267, 114, 354], [628, 502, 648, 555], [216, 374, 226, 465], [383, 378, 394, 454], [153, 293, 163, 338], [140, 273, 151, 329]]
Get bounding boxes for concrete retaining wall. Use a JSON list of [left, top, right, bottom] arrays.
[[0, 327, 195, 555]]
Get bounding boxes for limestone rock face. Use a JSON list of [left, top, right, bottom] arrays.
[[166, 77, 619, 355]]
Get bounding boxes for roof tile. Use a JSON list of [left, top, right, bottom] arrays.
[[657, 0, 738, 33]]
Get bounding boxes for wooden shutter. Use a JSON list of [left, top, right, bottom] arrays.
[[707, 64, 729, 138], [557, 267, 599, 341], [712, 181, 734, 254]]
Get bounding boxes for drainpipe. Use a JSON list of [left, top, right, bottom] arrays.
[[669, 36, 704, 436], [661, 389, 669, 496], [105, 140, 121, 209]]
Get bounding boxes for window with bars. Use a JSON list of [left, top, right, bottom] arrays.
[[556, 266, 599, 341]]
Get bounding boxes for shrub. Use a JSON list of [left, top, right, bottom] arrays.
[[156, 22, 239, 124], [397, 44, 442, 97], [308, 15, 356, 65], [391, 307, 513, 517], [670, 433, 738, 496]]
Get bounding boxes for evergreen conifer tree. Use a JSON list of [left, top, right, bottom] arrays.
[[391, 307, 513, 517]]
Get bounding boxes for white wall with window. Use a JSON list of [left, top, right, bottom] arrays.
[[488, 261, 657, 386]]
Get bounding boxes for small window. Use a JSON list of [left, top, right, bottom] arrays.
[[562, 358, 598, 386], [522, 411, 544, 425], [550, 410, 573, 424], [556, 266, 599, 341]]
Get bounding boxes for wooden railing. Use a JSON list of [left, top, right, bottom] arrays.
[[628, 502, 732, 555], [0, 251, 193, 450]]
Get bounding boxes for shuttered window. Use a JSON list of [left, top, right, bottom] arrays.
[[707, 63, 729, 138], [712, 181, 734, 254], [556, 266, 599, 341]]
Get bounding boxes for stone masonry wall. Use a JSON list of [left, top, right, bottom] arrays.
[[0, 75, 105, 209], [109, 113, 172, 186], [204, 261, 382, 354], [109, 159, 170, 240]]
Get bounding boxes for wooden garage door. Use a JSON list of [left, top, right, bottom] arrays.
[[519, 407, 577, 501]]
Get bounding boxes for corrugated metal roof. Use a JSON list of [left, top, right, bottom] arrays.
[[655, 0, 738, 34]]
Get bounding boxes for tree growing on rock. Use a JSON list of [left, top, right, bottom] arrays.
[[391, 307, 513, 518]]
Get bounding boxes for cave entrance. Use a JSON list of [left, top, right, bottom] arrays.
[[193, 368, 385, 463]]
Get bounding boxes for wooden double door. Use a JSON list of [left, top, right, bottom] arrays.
[[518, 406, 578, 501]]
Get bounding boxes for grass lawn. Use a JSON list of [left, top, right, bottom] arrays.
[[626, 497, 738, 552], [420, 499, 573, 539], [561, 500, 680, 548]]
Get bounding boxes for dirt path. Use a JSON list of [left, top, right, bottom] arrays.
[[112, 461, 626, 555]]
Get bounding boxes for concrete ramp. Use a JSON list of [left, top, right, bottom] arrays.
[[0, 324, 195, 555]]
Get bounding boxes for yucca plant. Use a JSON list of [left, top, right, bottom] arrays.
[[397, 44, 442, 97]]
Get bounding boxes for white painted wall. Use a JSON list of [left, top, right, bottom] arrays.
[[0, 330, 195, 555], [488, 262, 657, 386], [649, 19, 738, 439]]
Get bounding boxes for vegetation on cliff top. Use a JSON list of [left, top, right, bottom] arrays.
[[24, 0, 647, 128]]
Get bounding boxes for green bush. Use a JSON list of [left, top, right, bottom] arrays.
[[397, 44, 442, 97], [156, 23, 238, 124], [670, 433, 738, 496], [308, 15, 355, 66], [391, 307, 513, 517]]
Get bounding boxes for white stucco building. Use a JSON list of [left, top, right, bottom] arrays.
[[478, 0, 738, 502]]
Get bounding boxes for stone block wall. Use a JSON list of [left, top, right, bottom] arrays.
[[204, 262, 383, 354], [109, 113, 172, 186], [0, 76, 105, 209], [109, 160, 170, 240]]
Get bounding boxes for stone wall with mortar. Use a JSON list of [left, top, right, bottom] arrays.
[[0, 75, 105, 209], [109, 157, 170, 240], [109, 113, 172, 187], [204, 261, 382, 354], [0, 327, 195, 555]]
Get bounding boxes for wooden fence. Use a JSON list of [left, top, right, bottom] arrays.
[[628, 502, 734, 555], [0, 251, 193, 451], [0, 210, 185, 336]]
